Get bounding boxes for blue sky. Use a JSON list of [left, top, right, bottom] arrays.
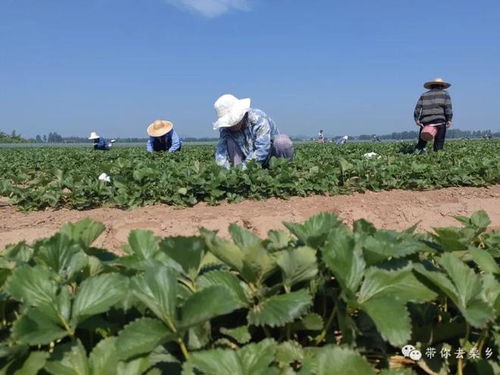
[[1, 0, 499, 138]]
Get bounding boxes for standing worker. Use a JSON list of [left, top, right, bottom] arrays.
[[318, 129, 325, 143], [88, 132, 115, 150], [213, 94, 294, 168], [414, 78, 453, 153], [146, 120, 182, 153]]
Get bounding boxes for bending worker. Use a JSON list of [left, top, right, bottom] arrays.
[[88, 131, 115, 150], [146, 120, 182, 152], [213, 94, 294, 168]]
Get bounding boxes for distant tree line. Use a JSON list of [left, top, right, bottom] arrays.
[[0, 130, 29, 143], [1, 128, 498, 144]]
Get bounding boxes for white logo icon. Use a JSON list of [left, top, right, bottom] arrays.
[[401, 345, 422, 361], [402, 345, 416, 357], [409, 350, 422, 361]]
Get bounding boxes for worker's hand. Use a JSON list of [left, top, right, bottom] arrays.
[[446, 122, 452, 128]]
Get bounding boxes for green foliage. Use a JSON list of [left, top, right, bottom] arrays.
[[1, 141, 499, 211], [0, 212, 498, 374]]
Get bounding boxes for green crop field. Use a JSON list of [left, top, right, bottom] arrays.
[[0, 140, 499, 211], [0, 212, 498, 374]]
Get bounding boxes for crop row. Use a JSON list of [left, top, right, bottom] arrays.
[[0, 211, 498, 374], [0, 141, 499, 211]]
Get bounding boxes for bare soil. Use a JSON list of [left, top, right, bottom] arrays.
[[1, 185, 499, 254]]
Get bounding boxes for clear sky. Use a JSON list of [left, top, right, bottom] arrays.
[[1, 0, 499, 139]]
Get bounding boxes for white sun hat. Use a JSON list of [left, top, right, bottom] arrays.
[[213, 94, 251, 130], [88, 131, 100, 140]]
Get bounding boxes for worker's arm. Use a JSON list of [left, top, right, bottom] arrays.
[[444, 92, 453, 126], [168, 130, 182, 152], [414, 95, 423, 126], [215, 130, 230, 168], [146, 137, 154, 152], [244, 116, 272, 166]]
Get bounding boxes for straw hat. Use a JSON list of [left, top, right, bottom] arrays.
[[213, 94, 251, 130], [88, 131, 100, 140], [147, 120, 174, 137], [424, 78, 451, 89]]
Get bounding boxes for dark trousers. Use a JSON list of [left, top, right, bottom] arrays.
[[416, 125, 447, 152]]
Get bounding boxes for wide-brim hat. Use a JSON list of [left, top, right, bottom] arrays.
[[88, 131, 100, 140], [424, 78, 451, 89], [213, 94, 251, 130], [147, 120, 173, 137]]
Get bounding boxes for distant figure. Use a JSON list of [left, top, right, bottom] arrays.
[[146, 120, 182, 152], [318, 129, 325, 143], [414, 78, 453, 153], [372, 135, 381, 142], [88, 132, 114, 150], [213, 94, 294, 168], [336, 135, 348, 145]]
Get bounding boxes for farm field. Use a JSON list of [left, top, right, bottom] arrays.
[[1, 140, 499, 374], [0, 141, 499, 211]]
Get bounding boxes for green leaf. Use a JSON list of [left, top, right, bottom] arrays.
[[275, 341, 304, 366], [4, 265, 57, 306], [180, 286, 239, 328], [357, 266, 436, 346], [316, 346, 375, 375], [276, 247, 318, 288], [322, 230, 365, 293], [12, 306, 68, 345], [88, 337, 119, 375], [13, 351, 48, 375], [45, 340, 89, 375], [248, 290, 312, 327], [362, 230, 424, 265], [469, 210, 491, 231], [159, 236, 206, 280], [432, 227, 468, 251], [360, 296, 411, 347], [188, 322, 211, 350], [116, 318, 172, 360], [298, 312, 324, 331], [220, 326, 251, 344], [197, 270, 250, 307], [284, 213, 345, 248], [415, 255, 495, 328], [123, 230, 159, 259], [237, 339, 277, 374], [229, 224, 261, 249], [184, 348, 240, 375], [482, 274, 500, 314], [358, 266, 437, 304], [201, 230, 244, 273], [468, 247, 499, 274], [240, 245, 275, 285], [72, 273, 128, 322], [132, 266, 178, 326], [59, 219, 105, 247], [34, 233, 87, 280], [186, 339, 276, 375]]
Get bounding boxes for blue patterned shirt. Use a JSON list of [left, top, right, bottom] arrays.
[[215, 108, 280, 168]]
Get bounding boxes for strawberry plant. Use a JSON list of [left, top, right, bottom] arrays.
[[0, 140, 498, 211], [0, 212, 498, 374]]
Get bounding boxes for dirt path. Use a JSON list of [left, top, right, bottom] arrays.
[[2, 185, 499, 253]]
